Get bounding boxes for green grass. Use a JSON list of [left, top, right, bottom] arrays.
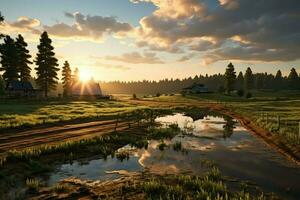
[[0, 99, 144, 129], [51, 184, 70, 193], [25, 178, 41, 193], [148, 124, 182, 140], [142, 167, 274, 200]]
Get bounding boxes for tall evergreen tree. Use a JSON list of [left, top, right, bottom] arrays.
[[0, 12, 4, 38], [0, 75, 5, 95], [62, 61, 72, 97], [35, 32, 59, 97], [0, 36, 19, 82], [236, 71, 244, 90], [288, 68, 299, 89], [16, 34, 32, 81], [274, 70, 283, 90], [73, 67, 79, 84], [224, 62, 236, 94], [244, 67, 254, 91]]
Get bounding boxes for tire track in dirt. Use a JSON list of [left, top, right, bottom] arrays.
[[0, 120, 133, 153], [0, 120, 117, 141]]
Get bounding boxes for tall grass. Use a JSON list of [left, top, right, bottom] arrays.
[[142, 168, 273, 200]]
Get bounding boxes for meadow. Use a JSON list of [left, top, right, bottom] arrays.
[[139, 91, 300, 146], [0, 99, 145, 129]]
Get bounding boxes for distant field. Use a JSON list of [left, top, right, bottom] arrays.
[[0, 99, 144, 129], [142, 90, 300, 145]]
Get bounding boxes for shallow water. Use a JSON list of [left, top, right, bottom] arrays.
[[47, 113, 300, 199]]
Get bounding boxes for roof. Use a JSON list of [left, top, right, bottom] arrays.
[[71, 82, 102, 96], [6, 81, 34, 90], [183, 83, 206, 90]]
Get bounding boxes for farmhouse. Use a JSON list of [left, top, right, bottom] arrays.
[[182, 83, 209, 94], [71, 81, 103, 97], [5, 80, 41, 97]]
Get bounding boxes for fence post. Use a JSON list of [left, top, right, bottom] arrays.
[[115, 114, 119, 132], [298, 121, 300, 142], [277, 115, 281, 131]]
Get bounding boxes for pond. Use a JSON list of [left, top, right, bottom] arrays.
[[47, 113, 300, 200]]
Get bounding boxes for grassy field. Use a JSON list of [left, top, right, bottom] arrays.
[[138, 91, 300, 146], [190, 91, 300, 145], [0, 99, 146, 129]]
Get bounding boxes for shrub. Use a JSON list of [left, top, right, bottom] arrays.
[[132, 93, 137, 99], [26, 178, 41, 192], [245, 92, 252, 99], [52, 184, 69, 193], [158, 142, 168, 151], [237, 89, 244, 97]]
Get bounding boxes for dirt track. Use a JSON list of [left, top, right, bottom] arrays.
[[0, 119, 131, 153]]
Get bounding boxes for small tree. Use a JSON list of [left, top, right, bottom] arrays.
[[274, 70, 283, 90], [62, 61, 72, 97], [0, 36, 19, 82], [0, 75, 5, 95], [16, 34, 32, 81], [0, 12, 4, 38], [288, 68, 299, 89], [73, 67, 80, 84], [35, 32, 59, 97], [236, 71, 244, 90], [244, 67, 254, 92], [224, 62, 236, 95]]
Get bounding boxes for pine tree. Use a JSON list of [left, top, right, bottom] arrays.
[[0, 12, 4, 38], [224, 62, 236, 95], [73, 67, 80, 84], [16, 34, 32, 81], [0, 75, 5, 95], [62, 61, 72, 97], [236, 71, 244, 90], [35, 32, 59, 97], [274, 70, 283, 90], [288, 68, 299, 89], [244, 67, 254, 91], [0, 36, 19, 82]]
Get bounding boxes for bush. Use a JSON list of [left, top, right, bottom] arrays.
[[26, 178, 41, 192], [237, 89, 244, 97], [132, 93, 137, 99], [245, 92, 252, 99], [156, 92, 161, 97], [218, 86, 225, 93], [181, 90, 187, 97]]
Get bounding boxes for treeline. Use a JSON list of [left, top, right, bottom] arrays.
[[0, 12, 77, 97], [101, 64, 300, 95]]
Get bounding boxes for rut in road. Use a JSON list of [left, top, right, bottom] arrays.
[[0, 120, 134, 153]]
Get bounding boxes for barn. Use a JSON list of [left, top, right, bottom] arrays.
[[5, 81, 42, 98], [71, 81, 103, 97], [182, 83, 209, 94]]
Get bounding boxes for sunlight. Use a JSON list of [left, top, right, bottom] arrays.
[[79, 69, 92, 82]]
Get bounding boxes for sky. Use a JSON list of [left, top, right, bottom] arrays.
[[1, 0, 300, 82]]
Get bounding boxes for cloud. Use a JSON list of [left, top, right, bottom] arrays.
[[44, 12, 133, 41], [1, 13, 133, 42], [131, 0, 300, 63], [0, 16, 41, 35], [105, 51, 165, 64], [93, 62, 130, 70], [177, 53, 195, 62]]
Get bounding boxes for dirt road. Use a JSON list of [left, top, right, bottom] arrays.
[[0, 119, 131, 153]]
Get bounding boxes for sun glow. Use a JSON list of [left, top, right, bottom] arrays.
[[79, 69, 93, 82]]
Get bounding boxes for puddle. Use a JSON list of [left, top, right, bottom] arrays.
[[47, 113, 300, 200]]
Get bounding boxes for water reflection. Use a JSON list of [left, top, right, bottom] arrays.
[[47, 113, 300, 199], [223, 116, 235, 139]]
